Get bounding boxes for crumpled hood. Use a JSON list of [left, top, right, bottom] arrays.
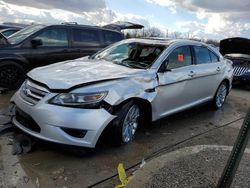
[[28, 58, 146, 90]]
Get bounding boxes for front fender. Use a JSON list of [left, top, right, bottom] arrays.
[[0, 53, 29, 68], [103, 76, 158, 106]]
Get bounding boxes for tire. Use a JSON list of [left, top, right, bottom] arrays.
[[0, 61, 26, 89], [112, 101, 141, 146], [246, 84, 250, 91], [213, 81, 228, 109]]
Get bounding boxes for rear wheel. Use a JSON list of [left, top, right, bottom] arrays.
[[0, 61, 26, 89], [112, 101, 141, 145], [213, 81, 228, 109]]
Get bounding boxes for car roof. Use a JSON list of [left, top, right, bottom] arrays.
[[123, 38, 210, 47], [37, 23, 123, 34]]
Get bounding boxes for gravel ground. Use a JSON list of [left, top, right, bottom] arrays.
[[144, 148, 250, 188]]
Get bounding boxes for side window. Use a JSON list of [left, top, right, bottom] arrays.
[[34, 28, 68, 47], [167, 46, 192, 69], [103, 30, 123, 44], [194, 46, 211, 64], [209, 50, 220, 62], [72, 28, 100, 46]]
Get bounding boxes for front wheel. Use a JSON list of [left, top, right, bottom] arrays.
[[112, 102, 140, 145], [213, 82, 228, 109], [0, 61, 26, 89]]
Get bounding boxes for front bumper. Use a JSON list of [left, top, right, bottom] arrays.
[[11, 90, 116, 148]]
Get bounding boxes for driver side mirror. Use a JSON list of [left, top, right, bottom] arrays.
[[159, 59, 172, 72], [31, 39, 43, 48]]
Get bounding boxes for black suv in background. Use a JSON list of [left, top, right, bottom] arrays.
[[0, 23, 124, 89]]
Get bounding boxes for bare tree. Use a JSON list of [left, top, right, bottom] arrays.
[[144, 27, 164, 37], [171, 31, 182, 39], [206, 39, 219, 47]]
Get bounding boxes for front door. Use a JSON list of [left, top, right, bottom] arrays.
[[152, 45, 196, 120], [29, 27, 71, 68]]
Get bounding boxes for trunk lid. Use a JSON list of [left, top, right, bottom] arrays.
[[220, 37, 250, 56]]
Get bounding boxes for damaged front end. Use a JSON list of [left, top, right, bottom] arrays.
[[10, 69, 157, 148]]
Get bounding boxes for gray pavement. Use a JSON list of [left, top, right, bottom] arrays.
[[128, 145, 250, 187]]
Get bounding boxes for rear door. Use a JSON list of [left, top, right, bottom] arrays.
[[69, 27, 103, 59], [29, 26, 71, 67], [190, 45, 223, 100]]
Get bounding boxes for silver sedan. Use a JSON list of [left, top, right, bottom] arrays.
[[11, 38, 233, 148]]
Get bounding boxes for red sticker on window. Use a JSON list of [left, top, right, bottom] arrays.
[[178, 54, 184, 62]]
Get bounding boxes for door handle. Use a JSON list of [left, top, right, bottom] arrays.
[[188, 71, 195, 77], [216, 67, 221, 72]]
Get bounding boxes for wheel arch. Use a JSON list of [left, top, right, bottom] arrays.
[[113, 97, 152, 124], [221, 78, 230, 95], [0, 57, 30, 71], [96, 97, 152, 146]]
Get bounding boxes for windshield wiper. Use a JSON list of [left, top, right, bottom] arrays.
[[122, 60, 145, 69], [111, 61, 134, 68]]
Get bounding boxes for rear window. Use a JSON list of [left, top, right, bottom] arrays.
[[194, 46, 211, 64], [209, 50, 220, 62], [103, 30, 123, 44], [72, 28, 101, 46]]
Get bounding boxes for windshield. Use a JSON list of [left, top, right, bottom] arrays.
[[8, 25, 45, 44], [91, 42, 166, 69]]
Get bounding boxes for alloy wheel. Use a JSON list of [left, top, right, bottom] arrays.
[[216, 83, 227, 108], [122, 105, 140, 143]]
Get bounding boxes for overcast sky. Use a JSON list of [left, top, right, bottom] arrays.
[[1, 0, 249, 40]]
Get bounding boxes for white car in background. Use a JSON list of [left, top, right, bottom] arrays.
[[11, 38, 233, 148]]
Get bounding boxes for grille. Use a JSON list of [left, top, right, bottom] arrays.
[[233, 66, 249, 76], [20, 80, 49, 105], [16, 107, 41, 133]]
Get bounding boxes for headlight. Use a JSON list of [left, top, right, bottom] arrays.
[[49, 92, 108, 108]]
